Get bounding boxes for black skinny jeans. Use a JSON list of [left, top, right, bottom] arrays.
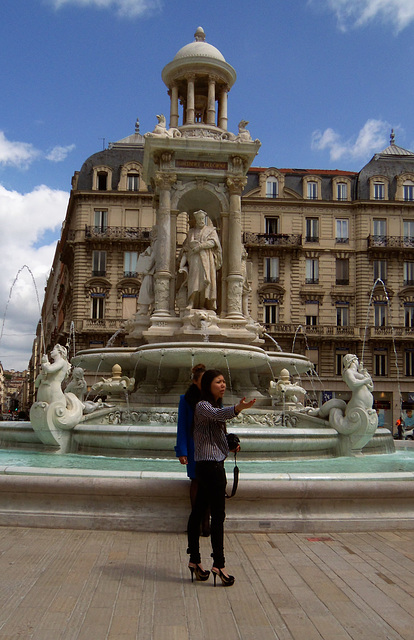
[[187, 460, 227, 569]]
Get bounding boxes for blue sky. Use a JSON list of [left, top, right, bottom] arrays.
[[1, 0, 414, 371]]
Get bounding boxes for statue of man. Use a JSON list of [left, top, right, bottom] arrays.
[[137, 227, 157, 315], [179, 210, 222, 311]]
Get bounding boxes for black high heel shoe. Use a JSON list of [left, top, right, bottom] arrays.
[[188, 563, 210, 582], [212, 567, 235, 587]]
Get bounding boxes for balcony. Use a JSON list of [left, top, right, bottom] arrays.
[[367, 235, 414, 251], [243, 232, 302, 249], [82, 319, 121, 332], [85, 226, 152, 243], [263, 324, 361, 339]]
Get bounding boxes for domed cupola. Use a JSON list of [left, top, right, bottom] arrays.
[[357, 130, 414, 200], [161, 27, 237, 132]]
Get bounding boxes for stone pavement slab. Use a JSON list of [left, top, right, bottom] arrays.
[[0, 527, 413, 639]]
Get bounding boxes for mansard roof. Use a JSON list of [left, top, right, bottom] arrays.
[[357, 132, 414, 200]]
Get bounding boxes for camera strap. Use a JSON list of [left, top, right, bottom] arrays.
[[225, 451, 239, 499]]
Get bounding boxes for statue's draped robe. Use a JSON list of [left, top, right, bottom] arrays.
[[183, 225, 222, 309]]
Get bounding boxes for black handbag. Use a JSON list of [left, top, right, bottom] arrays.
[[226, 432, 240, 451]]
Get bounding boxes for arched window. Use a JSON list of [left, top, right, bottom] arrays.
[[403, 180, 414, 201], [266, 177, 278, 198], [127, 173, 140, 191]]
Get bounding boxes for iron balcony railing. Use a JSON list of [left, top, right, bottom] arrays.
[[243, 232, 302, 248], [263, 324, 414, 339], [367, 235, 414, 249], [85, 226, 152, 242]]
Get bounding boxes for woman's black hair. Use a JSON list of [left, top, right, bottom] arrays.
[[200, 369, 225, 407]]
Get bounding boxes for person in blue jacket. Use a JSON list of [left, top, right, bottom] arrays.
[[175, 364, 209, 533]]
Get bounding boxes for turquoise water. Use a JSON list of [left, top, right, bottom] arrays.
[[1, 447, 414, 476]]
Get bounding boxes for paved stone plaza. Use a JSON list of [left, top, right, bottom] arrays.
[[0, 526, 413, 639]]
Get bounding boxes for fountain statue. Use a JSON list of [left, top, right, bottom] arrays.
[[29, 345, 114, 452], [178, 209, 222, 311], [91, 364, 135, 401], [308, 354, 377, 455], [269, 369, 307, 408]]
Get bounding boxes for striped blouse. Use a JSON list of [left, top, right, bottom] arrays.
[[193, 401, 237, 462]]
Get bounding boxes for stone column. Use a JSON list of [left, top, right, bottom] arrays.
[[207, 77, 216, 125], [226, 176, 247, 318], [169, 83, 179, 129], [218, 86, 228, 130], [220, 210, 229, 316], [153, 172, 177, 316], [186, 74, 195, 125], [169, 209, 179, 314]]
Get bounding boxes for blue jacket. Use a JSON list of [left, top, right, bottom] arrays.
[[175, 394, 196, 479]]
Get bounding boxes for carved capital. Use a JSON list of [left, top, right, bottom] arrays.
[[227, 176, 247, 195], [154, 172, 177, 190]]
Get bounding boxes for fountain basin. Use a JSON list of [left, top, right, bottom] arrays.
[[0, 421, 395, 459], [73, 342, 312, 377]]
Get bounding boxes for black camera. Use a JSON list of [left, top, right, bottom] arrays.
[[226, 433, 240, 451]]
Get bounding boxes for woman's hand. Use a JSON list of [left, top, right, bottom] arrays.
[[235, 397, 256, 414], [179, 456, 188, 465]]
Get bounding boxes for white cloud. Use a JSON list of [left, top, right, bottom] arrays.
[[0, 131, 75, 168], [318, 0, 414, 32], [48, 0, 163, 18], [46, 144, 76, 162], [0, 132, 40, 168], [311, 119, 390, 161], [0, 184, 69, 371]]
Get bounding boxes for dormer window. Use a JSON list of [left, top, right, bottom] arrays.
[[93, 165, 113, 191], [303, 175, 322, 200], [98, 172, 108, 191], [396, 173, 414, 201], [404, 183, 414, 201], [332, 176, 351, 201], [369, 176, 388, 200], [127, 173, 140, 191], [266, 177, 278, 198], [307, 181, 318, 200], [118, 162, 144, 191], [260, 169, 285, 198], [374, 182, 385, 200], [337, 182, 347, 201]]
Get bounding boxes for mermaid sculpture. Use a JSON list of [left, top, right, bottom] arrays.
[[309, 354, 378, 455], [30, 345, 113, 452]]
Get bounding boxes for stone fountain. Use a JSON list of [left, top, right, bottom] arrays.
[[25, 207, 389, 461], [0, 28, 408, 534]]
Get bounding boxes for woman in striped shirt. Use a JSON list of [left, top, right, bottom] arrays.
[[187, 369, 256, 586]]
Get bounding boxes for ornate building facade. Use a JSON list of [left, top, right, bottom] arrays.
[[29, 29, 414, 430]]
